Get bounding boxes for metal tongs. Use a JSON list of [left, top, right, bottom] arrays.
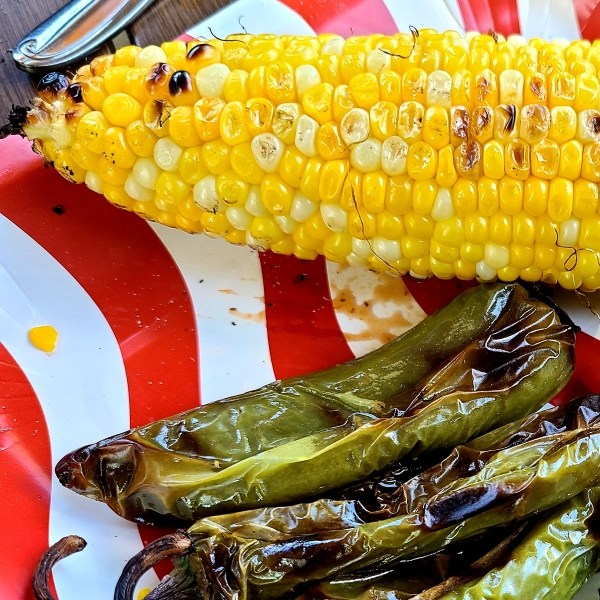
[[13, 0, 155, 73]]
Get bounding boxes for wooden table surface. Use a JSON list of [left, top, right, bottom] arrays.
[[0, 0, 232, 119]]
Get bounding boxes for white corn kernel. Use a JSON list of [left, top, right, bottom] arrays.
[[551, 38, 570, 49], [431, 187, 455, 221], [295, 65, 322, 100], [350, 137, 382, 173], [346, 252, 368, 267], [272, 103, 303, 143], [499, 70, 524, 107], [381, 135, 408, 176], [373, 237, 401, 262], [196, 64, 231, 98], [577, 110, 600, 143], [290, 191, 318, 222], [245, 185, 270, 217], [484, 242, 510, 270], [451, 38, 469, 51], [476, 260, 498, 281], [352, 237, 373, 258], [426, 71, 452, 108], [321, 204, 348, 233], [507, 35, 527, 48], [274, 215, 298, 234], [135, 45, 168, 68], [341, 108, 371, 146], [51, 115, 75, 147], [465, 31, 478, 42], [85, 170, 103, 194], [367, 49, 391, 74], [321, 37, 345, 56], [246, 230, 269, 251], [558, 217, 581, 247], [226, 206, 253, 230], [154, 137, 183, 172], [295, 114, 320, 157], [133, 157, 160, 189], [193, 175, 221, 213], [125, 175, 155, 201], [251, 133, 286, 173]]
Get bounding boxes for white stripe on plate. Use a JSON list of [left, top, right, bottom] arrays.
[[382, 0, 465, 34], [0, 215, 157, 600], [326, 263, 426, 357], [554, 288, 600, 340], [150, 226, 275, 404], [517, 0, 581, 40], [186, 0, 315, 39]]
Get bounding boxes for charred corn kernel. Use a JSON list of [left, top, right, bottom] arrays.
[[193, 97, 225, 142], [231, 142, 265, 185], [493, 104, 519, 144], [179, 146, 209, 185], [216, 170, 250, 206], [548, 177, 573, 221], [385, 175, 412, 215], [475, 69, 498, 108], [114, 45, 141, 67], [145, 62, 174, 101], [422, 106, 450, 150], [471, 106, 494, 143], [201, 139, 231, 174], [520, 104, 550, 144], [168, 106, 202, 147], [245, 98, 274, 136], [362, 171, 387, 213], [53, 148, 85, 183], [500, 177, 523, 214], [582, 142, 600, 182], [223, 70, 249, 103], [104, 66, 130, 95], [577, 109, 600, 143], [370, 102, 397, 141], [549, 106, 577, 143], [454, 141, 482, 180], [548, 72, 576, 108], [77, 111, 109, 153], [573, 178, 599, 218], [126, 120, 158, 156], [340, 52, 366, 84], [524, 74, 547, 106], [251, 133, 285, 173], [452, 70, 474, 109], [397, 101, 424, 142], [478, 176, 499, 216], [278, 146, 307, 188], [505, 138, 531, 180], [102, 126, 137, 168], [156, 172, 190, 205], [302, 83, 334, 124], [299, 157, 324, 202], [318, 122, 348, 160], [412, 180, 438, 215], [482, 140, 505, 179], [123, 68, 151, 104], [379, 71, 402, 104], [402, 69, 427, 104], [272, 103, 302, 145], [524, 176, 548, 216], [407, 141, 438, 180], [449, 106, 469, 147], [531, 139, 560, 181]]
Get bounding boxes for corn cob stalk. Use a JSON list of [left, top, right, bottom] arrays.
[[8, 30, 600, 290]]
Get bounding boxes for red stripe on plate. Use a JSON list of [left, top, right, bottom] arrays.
[[456, 0, 520, 36], [574, 0, 600, 39], [279, 0, 398, 36], [0, 343, 53, 600], [0, 136, 201, 581], [403, 278, 477, 315], [261, 253, 354, 379]]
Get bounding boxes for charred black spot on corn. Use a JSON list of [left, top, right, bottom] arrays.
[[169, 71, 194, 96], [37, 72, 70, 103]]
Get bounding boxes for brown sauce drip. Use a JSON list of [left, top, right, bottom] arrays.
[[228, 307, 266, 323]]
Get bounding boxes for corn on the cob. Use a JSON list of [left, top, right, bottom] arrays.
[[10, 31, 600, 290]]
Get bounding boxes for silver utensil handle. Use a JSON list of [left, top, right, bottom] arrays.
[[13, 0, 155, 73]]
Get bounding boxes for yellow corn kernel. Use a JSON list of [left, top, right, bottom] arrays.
[[333, 85, 356, 122], [279, 146, 307, 188], [426, 71, 452, 108], [370, 101, 397, 141], [123, 68, 151, 104], [491, 49, 513, 78], [436, 145, 458, 187], [453, 178, 477, 217], [142, 99, 172, 138], [519, 104, 550, 146], [461, 241, 484, 263], [243, 48, 280, 72], [478, 176, 499, 216], [230, 142, 265, 185], [76, 111, 109, 154], [582, 142, 600, 182], [433, 215, 465, 246], [265, 62, 296, 104], [125, 120, 157, 157], [201, 211, 231, 238], [104, 66, 130, 95], [397, 101, 424, 143], [97, 155, 129, 185], [201, 139, 231, 174], [166, 106, 201, 147], [573, 178, 599, 218], [531, 139, 560, 180], [102, 126, 137, 168], [249, 215, 286, 247], [574, 74, 600, 111], [445, 46, 468, 75], [402, 68, 427, 103], [505, 139, 531, 180], [222, 48, 248, 71], [348, 73, 379, 110], [379, 71, 402, 104], [513, 211, 536, 246], [70, 140, 100, 171], [299, 157, 324, 202], [523, 74, 547, 106], [339, 168, 362, 211], [362, 171, 387, 213], [407, 142, 438, 181], [193, 97, 225, 142], [470, 107, 494, 144], [549, 106, 577, 143], [376, 210, 405, 239], [315, 54, 341, 87], [474, 69, 498, 108], [145, 62, 174, 101], [423, 106, 450, 150], [454, 141, 482, 180], [490, 212, 512, 244], [469, 48, 491, 73], [421, 50, 443, 74], [431, 239, 460, 263], [179, 146, 209, 185], [574, 248, 600, 277], [248, 66, 267, 97], [523, 177, 548, 217], [271, 103, 302, 146], [319, 159, 348, 203], [404, 211, 435, 238], [220, 101, 250, 146], [317, 122, 349, 160], [341, 52, 367, 83], [385, 174, 413, 215], [103, 183, 135, 209], [347, 207, 376, 239], [305, 211, 333, 241], [548, 177, 573, 221], [155, 172, 190, 205], [261, 174, 294, 215], [548, 72, 576, 108], [323, 233, 352, 262], [499, 70, 524, 107], [402, 238, 429, 260], [499, 177, 523, 215], [580, 215, 600, 250], [114, 45, 141, 67], [392, 35, 421, 75], [509, 242, 535, 269], [556, 140, 582, 181], [302, 83, 334, 125], [223, 70, 250, 103], [481, 140, 504, 180], [452, 70, 474, 109], [52, 147, 85, 184], [245, 98, 274, 137], [412, 180, 438, 215], [216, 170, 250, 206], [82, 76, 109, 111]]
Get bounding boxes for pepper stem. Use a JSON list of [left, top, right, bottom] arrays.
[[33, 535, 87, 600], [114, 531, 194, 600], [0, 105, 29, 139]]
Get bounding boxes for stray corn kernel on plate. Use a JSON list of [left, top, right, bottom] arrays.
[[3, 0, 600, 599]]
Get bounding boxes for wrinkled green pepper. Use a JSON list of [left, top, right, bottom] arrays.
[[56, 284, 575, 525], [115, 397, 600, 600]]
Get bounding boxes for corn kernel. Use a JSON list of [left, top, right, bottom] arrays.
[[454, 141, 482, 180], [426, 70, 452, 108], [265, 62, 296, 104], [370, 101, 397, 141], [402, 68, 427, 103], [385, 174, 413, 215], [558, 216, 581, 247], [248, 66, 267, 97], [478, 176, 499, 216], [165, 106, 201, 147], [70, 140, 100, 171], [582, 142, 600, 182], [295, 114, 320, 157], [530, 139, 560, 180], [377, 210, 405, 239], [404, 210, 435, 238], [114, 45, 141, 67], [156, 171, 190, 206], [548, 72, 576, 107], [272, 103, 302, 145], [379, 71, 402, 104], [493, 104, 519, 144], [480, 140, 504, 180], [362, 171, 387, 213], [333, 85, 356, 122], [319, 159, 348, 203], [445, 46, 468, 75], [245, 98, 274, 136], [230, 142, 265, 185], [133, 156, 159, 189], [77, 111, 110, 154], [449, 106, 469, 147], [521, 104, 551, 146], [216, 170, 249, 207], [397, 101, 424, 143], [431, 186, 454, 221], [179, 146, 209, 185], [379, 136, 407, 177], [573, 178, 599, 218], [499, 177, 523, 215], [82, 76, 109, 111], [350, 138, 382, 173], [523, 177, 548, 217], [407, 141, 438, 180], [193, 97, 225, 142], [453, 178, 477, 217], [302, 83, 334, 124], [97, 155, 129, 186], [505, 139, 530, 180], [341, 52, 367, 84], [412, 180, 438, 215], [201, 139, 231, 174], [548, 177, 573, 221], [475, 69, 498, 108], [222, 69, 249, 104], [193, 174, 221, 213], [126, 120, 157, 157], [422, 106, 450, 150], [196, 64, 230, 98], [261, 174, 294, 215], [123, 67, 151, 105], [102, 93, 142, 128], [452, 70, 474, 109], [403, 237, 429, 259], [251, 133, 285, 173], [470, 106, 494, 143], [102, 126, 137, 168], [318, 122, 349, 160], [299, 156, 324, 202], [490, 211, 512, 244], [577, 109, 600, 144], [524, 74, 547, 105], [315, 55, 341, 87], [125, 175, 155, 202], [549, 106, 577, 143]]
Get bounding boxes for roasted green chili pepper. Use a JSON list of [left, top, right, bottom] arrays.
[[114, 398, 600, 600], [57, 285, 575, 525]]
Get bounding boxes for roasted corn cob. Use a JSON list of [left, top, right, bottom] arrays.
[[9, 31, 600, 290]]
